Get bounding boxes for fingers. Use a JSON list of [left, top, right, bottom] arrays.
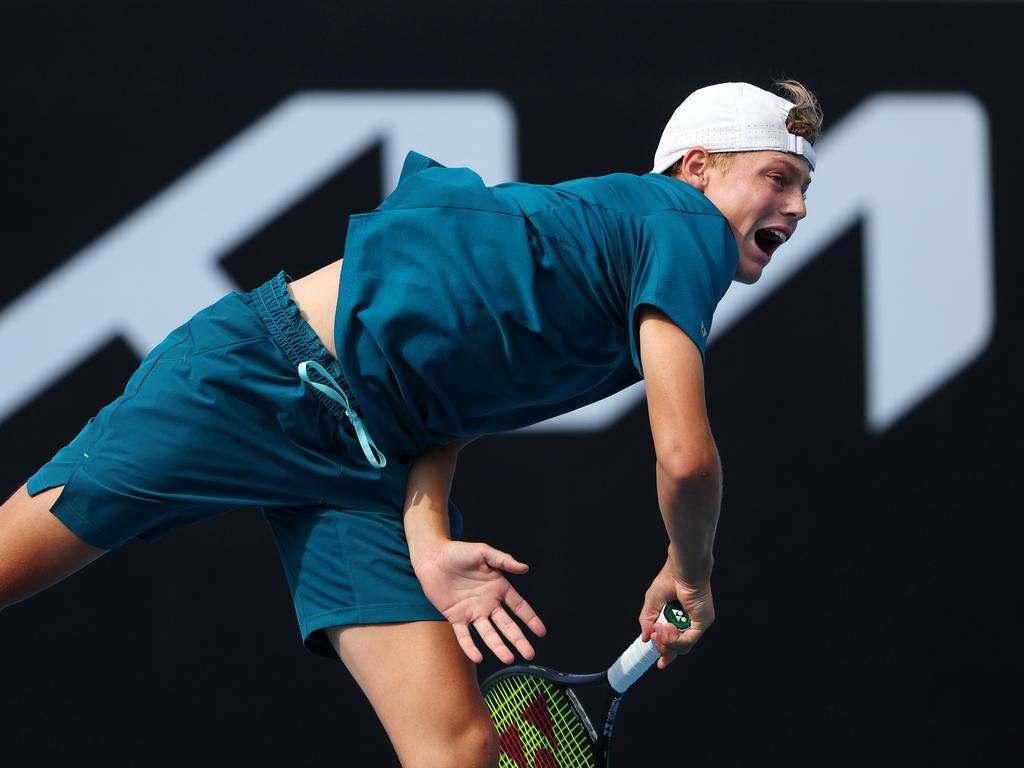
[[473, 603, 544, 664], [491, 607, 536, 660], [452, 622, 484, 664], [652, 621, 689, 650], [463, 598, 545, 665], [502, 584, 547, 637], [478, 543, 545, 636], [650, 622, 700, 662], [483, 546, 530, 575], [450, 609, 536, 666], [640, 620, 655, 643], [473, 616, 515, 664], [639, 594, 668, 642], [639, 604, 661, 642]]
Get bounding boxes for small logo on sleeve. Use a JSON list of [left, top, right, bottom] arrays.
[[700, 321, 708, 338]]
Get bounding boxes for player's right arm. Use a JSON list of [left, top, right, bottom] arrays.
[[403, 438, 546, 664], [636, 305, 721, 666]]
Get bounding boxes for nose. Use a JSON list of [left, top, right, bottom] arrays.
[[784, 189, 807, 221]]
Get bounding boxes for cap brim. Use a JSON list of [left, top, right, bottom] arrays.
[[650, 151, 684, 175]]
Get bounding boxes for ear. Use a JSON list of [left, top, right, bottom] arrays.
[[675, 147, 712, 191]]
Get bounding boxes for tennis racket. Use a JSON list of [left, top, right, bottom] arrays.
[[481, 601, 691, 768]]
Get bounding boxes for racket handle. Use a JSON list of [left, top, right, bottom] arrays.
[[607, 602, 690, 694]]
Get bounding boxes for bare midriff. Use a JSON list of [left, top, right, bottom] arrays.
[[287, 259, 342, 361]]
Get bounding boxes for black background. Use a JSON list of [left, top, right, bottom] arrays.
[[2, 1, 1020, 765]]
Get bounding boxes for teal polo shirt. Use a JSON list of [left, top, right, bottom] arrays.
[[334, 151, 738, 457]]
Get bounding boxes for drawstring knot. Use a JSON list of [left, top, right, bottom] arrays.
[[297, 360, 387, 469]]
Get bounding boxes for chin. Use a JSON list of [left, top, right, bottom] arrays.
[[734, 263, 764, 284]]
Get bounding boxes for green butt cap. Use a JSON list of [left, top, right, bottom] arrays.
[[663, 601, 691, 630]]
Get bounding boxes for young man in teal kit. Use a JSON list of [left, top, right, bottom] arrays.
[[0, 81, 821, 766]]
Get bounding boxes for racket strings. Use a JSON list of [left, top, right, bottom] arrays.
[[483, 674, 597, 768]]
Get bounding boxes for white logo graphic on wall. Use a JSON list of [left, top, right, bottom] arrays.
[[0, 92, 993, 433], [0, 92, 516, 426]]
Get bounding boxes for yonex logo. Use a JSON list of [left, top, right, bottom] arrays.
[[700, 320, 708, 338], [603, 696, 622, 736]]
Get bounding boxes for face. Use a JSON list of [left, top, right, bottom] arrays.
[[677, 150, 812, 284]]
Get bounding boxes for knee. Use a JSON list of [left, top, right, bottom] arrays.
[[446, 719, 500, 768], [407, 718, 499, 768]]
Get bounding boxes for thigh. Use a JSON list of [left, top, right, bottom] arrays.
[[25, 289, 344, 549], [326, 620, 496, 766]]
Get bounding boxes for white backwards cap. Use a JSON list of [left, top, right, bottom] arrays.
[[651, 82, 816, 174]]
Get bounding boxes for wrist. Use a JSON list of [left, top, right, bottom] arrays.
[[666, 544, 713, 587], [406, 518, 451, 570]]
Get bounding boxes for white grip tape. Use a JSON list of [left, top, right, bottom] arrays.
[[606, 609, 671, 694]]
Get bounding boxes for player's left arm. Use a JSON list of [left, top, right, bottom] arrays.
[[637, 305, 721, 667], [403, 437, 547, 665]]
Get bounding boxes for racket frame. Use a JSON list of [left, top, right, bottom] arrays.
[[481, 602, 689, 767], [481, 665, 625, 767]]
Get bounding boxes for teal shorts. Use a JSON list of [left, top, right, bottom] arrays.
[[26, 271, 462, 657]]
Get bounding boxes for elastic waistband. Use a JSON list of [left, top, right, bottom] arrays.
[[249, 270, 362, 426]]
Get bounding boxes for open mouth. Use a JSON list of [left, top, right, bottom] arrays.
[[754, 228, 789, 259]]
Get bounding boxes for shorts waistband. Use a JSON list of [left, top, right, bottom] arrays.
[[249, 271, 385, 468]]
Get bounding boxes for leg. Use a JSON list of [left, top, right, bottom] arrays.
[[0, 483, 106, 610], [326, 620, 499, 768]]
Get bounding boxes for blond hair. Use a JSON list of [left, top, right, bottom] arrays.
[[665, 79, 823, 176], [775, 78, 823, 145]]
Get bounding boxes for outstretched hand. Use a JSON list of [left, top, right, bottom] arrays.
[[413, 540, 547, 664]]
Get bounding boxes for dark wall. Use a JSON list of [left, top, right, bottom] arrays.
[[2, 2, 1019, 765]]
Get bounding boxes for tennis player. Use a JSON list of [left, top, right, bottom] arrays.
[[1, 80, 821, 767]]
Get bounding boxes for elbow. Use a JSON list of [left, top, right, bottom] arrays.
[[657, 446, 721, 487]]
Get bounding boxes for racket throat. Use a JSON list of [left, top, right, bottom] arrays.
[[563, 686, 599, 745], [597, 691, 624, 763], [602, 694, 623, 737]]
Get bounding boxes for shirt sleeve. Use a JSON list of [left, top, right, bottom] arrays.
[[628, 209, 735, 375]]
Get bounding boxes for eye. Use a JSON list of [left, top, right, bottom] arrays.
[[768, 173, 785, 187]]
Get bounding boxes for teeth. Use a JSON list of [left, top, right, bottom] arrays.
[[769, 229, 789, 244]]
